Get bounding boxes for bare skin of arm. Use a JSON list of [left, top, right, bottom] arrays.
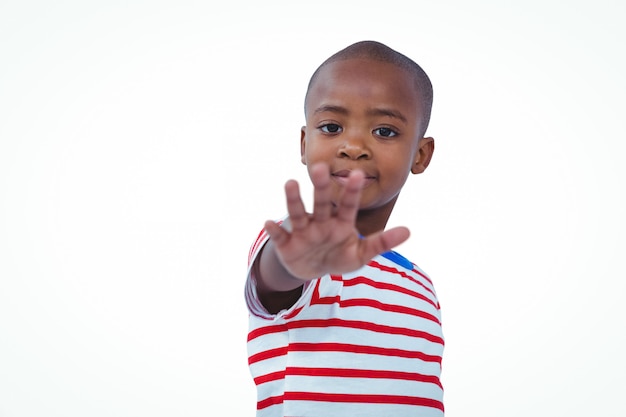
[[254, 163, 410, 314]]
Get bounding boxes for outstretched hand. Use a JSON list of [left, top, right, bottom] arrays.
[[263, 163, 410, 281]]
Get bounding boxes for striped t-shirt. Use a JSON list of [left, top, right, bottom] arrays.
[[245, 227, 444, 416]]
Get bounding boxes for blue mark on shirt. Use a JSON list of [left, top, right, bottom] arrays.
[[381, 250, 414, 270]]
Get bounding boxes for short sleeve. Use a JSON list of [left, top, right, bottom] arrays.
[[244, 218, 314, 320]]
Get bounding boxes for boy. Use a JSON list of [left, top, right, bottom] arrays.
[[245, 40, 444, 416]]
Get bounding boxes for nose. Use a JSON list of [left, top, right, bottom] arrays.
[[338, 132, 371, 160]]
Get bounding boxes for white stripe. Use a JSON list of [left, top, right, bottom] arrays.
[[284, 374, 443, 397], [283, 401, 443, 417]]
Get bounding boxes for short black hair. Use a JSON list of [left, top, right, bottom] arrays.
[[305, 40, 433, 137]]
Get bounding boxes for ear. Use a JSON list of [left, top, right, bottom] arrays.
[[300, 126, 307, 165], [411, 137, 435, 174]]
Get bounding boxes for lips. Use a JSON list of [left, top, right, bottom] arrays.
[[331, 169, 376, 187]]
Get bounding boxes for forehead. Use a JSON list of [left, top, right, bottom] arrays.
[[305, 58, 422, 119]]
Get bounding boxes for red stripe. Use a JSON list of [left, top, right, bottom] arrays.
[[257, 394, 283, 410], [284, 391, 444, 411], [309, 276, 440, 323], [288, 318, 444, 345], [286, 366, 442, 388], [282, 305, 304, 320], [381, 259, 434, 284], [342, 275, 438, 309], [248, 317, 443, 344], [289, 342, 442, 364], [412, 266, 434, 285], [248, 346, 287, 365], [368, 260, 437, 298], [327, 296, 440, 324], [248, 323, 287, 342], [254, 370, 285, 385], [344, 297, 440, 323], [248, 220, 283, 266], [311, 279, 341, 305], [248, 229, 267, 265]]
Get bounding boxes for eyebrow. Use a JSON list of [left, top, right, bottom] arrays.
[[313, 104, 407, 123], [313, 104, 349, 115], [366, 108, 407, 123]]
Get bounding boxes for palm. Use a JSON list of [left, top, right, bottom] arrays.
[[264, 163, 410, 280]]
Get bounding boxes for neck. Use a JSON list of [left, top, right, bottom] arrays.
[[356, 197, 398, 237]]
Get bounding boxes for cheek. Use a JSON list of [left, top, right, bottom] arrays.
[[303, 141, 333, 162], [381, 152, 413, 175]]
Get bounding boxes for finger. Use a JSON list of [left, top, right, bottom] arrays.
[[334, 169, 365, 224], [264, 219, 290, 247], [310, 163, 333, 222], [358, 226, 411, 262], [284, 179, 308, 231]]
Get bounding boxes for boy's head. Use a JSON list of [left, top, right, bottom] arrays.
[[300, 40, 435, 230], [305, 40, 433, 138]]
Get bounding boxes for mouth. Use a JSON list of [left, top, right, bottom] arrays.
[[331, 169, 377, 187]]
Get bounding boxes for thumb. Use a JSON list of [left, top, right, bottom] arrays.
[[359, 226, 410, 261]]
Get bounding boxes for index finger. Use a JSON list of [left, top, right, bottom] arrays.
[[310, 163, 333, 223], [334, 169, 365, 224], [284, 179, 308, 231]]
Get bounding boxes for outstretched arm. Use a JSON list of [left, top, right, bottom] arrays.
[[255, 163, 410, 312]]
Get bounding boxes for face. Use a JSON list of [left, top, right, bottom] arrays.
[[301, 58, 434, 216]]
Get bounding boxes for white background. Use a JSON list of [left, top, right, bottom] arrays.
[[1, 1, 625, 416]]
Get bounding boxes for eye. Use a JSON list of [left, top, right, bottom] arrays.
[[320, 123, 342, 134], [374, 127, 398, 138]]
